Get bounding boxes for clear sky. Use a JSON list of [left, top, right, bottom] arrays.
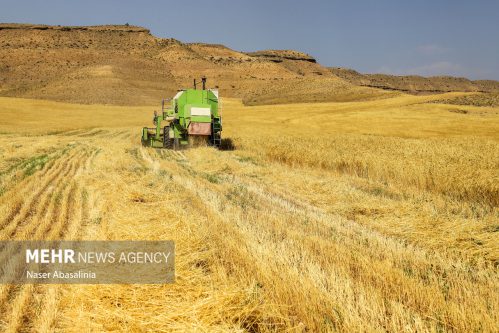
[[1, 0, 498, 80]]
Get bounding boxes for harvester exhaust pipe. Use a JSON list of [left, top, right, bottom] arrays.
[[193, 77, 206, 90]]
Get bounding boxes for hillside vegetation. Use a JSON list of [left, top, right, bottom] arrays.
[[0, 93, 497, 332]]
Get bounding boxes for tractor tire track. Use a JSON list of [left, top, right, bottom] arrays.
[[14, 152, 82, 238], [27, 157, 93, 333], [0, 152, 82, 300], [0, 150, 82, 285], [0, 148, 80, 235], [12, 182, 83, 333], [0, 148, 93, 333], [21, 183, 88, 333], [0, 155, 60, 227]]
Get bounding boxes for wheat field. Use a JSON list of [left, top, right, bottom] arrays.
[[0, 94, 498, 332]]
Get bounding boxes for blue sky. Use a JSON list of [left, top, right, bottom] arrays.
[[1, 0, 498, 80]]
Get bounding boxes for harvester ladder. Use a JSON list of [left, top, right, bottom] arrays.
[[212, 118, 222, 147], [211, 96, 222, 147]]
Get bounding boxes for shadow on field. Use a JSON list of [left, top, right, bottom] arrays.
[[219, 138, 236, 151]]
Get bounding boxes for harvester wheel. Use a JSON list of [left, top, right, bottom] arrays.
[[163, 126, 172, 148]]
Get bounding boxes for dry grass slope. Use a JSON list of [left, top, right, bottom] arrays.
[[2, 23, 498, 109], [0, 23, 374, 106], [0, 92, 497, 332]]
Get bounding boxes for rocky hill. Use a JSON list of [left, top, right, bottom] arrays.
[[0, 23, 498, 106], [329, 67, 499, 94], [1, 23, 367, 105]]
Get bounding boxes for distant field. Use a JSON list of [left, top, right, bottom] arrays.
[[430, 92, 499, 107], [0, 93, 498, 332], [0, 97, 153, 133]]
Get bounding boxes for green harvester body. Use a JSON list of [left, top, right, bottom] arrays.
[[142, 78, 222, 149]]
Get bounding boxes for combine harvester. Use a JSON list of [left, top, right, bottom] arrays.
[[142, 77, 222, 149]]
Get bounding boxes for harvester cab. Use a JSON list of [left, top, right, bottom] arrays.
[[141, 77, 222, 149]]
